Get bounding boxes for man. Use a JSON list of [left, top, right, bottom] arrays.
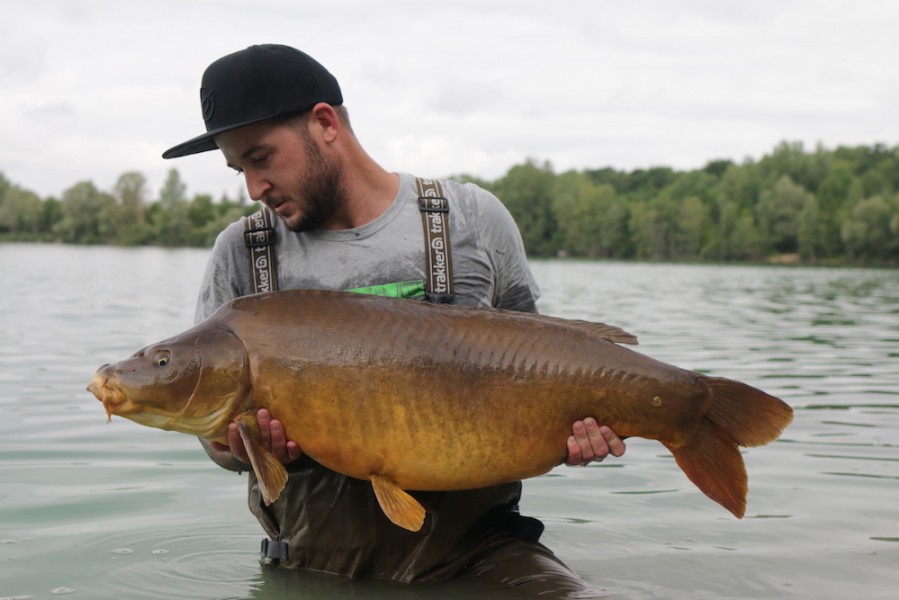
[[163, 44, 625, 597]]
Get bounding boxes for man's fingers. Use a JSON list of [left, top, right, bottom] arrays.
[[256, 408, 272, 451], [566, 435, 583, 466], [567, 419, 597, 466], [599, 425, 626, 457], [584, 418, 609, 461], [227, 422, 250, 463], [222, 409, 301, 465], [285, 440, 302, 462], [269, 418, 288, 462], [565, 419, 627, 467], [575, 420, 598, 463]]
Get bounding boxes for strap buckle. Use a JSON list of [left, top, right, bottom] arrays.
[[418, 197, 450, 212], [260, 538, 289, 563], [243, 226, 276, 248]]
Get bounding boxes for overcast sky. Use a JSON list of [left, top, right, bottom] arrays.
[[3, 0, 897, 201]]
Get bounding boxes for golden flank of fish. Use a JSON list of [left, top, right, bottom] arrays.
[[87, 290, 793, 531]]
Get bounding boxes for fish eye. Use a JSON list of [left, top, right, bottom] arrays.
[[153, 351, 171, 367]]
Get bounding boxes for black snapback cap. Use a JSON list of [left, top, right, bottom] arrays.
[[162, 44, 343, 159]]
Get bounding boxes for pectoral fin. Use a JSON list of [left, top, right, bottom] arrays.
[[370, 474, 426, 532], [236, 418, 288, 506]]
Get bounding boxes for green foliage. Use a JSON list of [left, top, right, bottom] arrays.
[[498, 142, 898, 265], [756, 175, 812, 253], [0, 186, 43, 237], [489, 159, 558, 256], [841, 194, 899, 262], [0, 140, 897, 266], [0, 167, 254, 248], [551, 172, 629, 258], [54, 181, 110, 243]]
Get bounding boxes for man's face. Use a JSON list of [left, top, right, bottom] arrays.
[[215, 118, 344, 232]]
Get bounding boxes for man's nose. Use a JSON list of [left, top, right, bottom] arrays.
[[245, 171, 272, 201]]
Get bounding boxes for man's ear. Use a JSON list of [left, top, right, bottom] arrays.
[[309, 102, 340, 143]]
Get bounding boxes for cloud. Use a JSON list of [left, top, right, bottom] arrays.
[[1, 0, 897, 200]]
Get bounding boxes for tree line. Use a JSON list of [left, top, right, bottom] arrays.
[[0, 169, 252, 248], [1, 140, 898, 265]]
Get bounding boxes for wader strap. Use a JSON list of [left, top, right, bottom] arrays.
[[243, 208, 279, 294], [416, 177, 455, 303]]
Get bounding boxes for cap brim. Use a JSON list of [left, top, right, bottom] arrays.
[[162, 132, 219, 159], [162, 113, 280, 159]]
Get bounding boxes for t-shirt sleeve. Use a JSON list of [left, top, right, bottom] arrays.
[[194, 222, 249, 323], [470, 185, 541, 313]]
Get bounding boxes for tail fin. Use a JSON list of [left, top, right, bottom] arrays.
[[666, 377, 793, 518], [668, 419, 747, 517], [704, 376, 794, 447]]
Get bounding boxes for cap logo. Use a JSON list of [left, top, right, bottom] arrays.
[[200, 87, 215, 123]]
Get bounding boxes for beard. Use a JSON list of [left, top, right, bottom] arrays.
[[268, 132, 345, 232]]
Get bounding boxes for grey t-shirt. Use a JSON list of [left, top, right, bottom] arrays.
[[194, 173, 544, 580], [195, 172, 539, 322]]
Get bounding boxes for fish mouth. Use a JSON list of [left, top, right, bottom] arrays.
[[87, 370, 128, 423]]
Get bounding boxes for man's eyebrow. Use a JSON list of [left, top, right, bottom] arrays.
[[226, 144, 265, 170], [241, 144, 266, 160]]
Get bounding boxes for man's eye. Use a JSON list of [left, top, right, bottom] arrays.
[[252, 154, 270, 166]]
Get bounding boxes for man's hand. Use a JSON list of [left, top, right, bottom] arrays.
[[565, 418, 626, 466], [209, 408, 302, 465]]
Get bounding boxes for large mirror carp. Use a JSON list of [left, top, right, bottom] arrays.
[[88, 290, 793, 531]]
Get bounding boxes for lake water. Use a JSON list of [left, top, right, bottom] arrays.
[[1, 243, 897, 599]]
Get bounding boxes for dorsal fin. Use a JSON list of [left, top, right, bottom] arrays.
[[454, 303, 638, 345], [533, 315, 638, 345]]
